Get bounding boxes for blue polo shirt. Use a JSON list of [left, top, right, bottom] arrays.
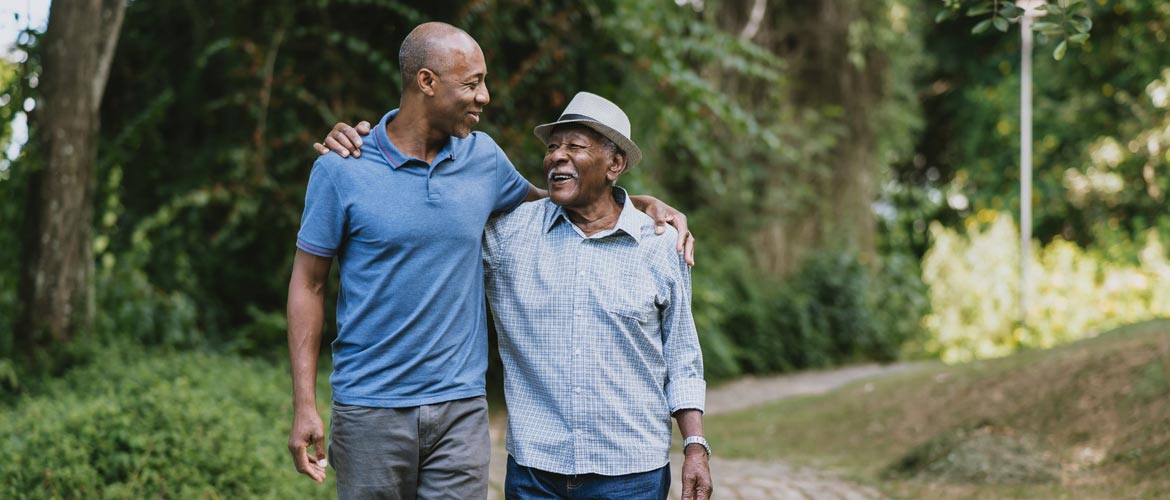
[[296, 109, 530, 408]]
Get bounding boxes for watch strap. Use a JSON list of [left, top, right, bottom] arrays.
[[682, 435, 711, 456]]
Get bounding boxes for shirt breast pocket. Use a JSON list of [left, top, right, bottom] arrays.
[[599, 270, 657, 328]]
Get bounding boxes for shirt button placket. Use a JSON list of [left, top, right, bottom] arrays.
[[570, 235, 585, 471]]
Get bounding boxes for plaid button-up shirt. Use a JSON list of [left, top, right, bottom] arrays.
[[483, 188, 706, 476]]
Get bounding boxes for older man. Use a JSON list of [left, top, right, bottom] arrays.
[[482, 92, 713, 500]]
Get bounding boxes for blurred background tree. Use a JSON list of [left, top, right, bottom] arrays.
[[16, 0, 124, 365]]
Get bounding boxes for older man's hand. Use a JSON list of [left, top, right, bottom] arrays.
[[313, 121, 372, 158], [629, 195, 695, 266], [681, 446, 713, 500]]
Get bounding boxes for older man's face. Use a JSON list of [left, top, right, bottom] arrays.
[[543, 127, 622, 209]]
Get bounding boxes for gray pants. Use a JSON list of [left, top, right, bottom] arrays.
[[329, 396, 491, 500]]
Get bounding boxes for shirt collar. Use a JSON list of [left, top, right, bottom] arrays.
[[543, 187, 644, 245], [373, 109, 458, 170]]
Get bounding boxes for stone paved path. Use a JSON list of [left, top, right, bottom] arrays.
[[487, 362, 924, 499]]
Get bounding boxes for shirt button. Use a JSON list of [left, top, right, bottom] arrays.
[[574, 387, 582, 394], [574, 310, 583, 317]]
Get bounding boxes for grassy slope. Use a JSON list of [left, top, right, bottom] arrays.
[[704, 319, 1170, 499]]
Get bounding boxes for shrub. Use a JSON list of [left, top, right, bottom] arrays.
[[0, 347, 334, 499], [93, 256, 201, 350], [867, 252, 931, 361], [696, 247, 926, 377], [921, 212, 1170, 362], [794, 252, 880, 363]]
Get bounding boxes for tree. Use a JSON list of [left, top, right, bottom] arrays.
[[703, 0, 920, 276], [18, 0, 125, 360]]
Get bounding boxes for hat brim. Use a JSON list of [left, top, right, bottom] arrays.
[[533, 119, 642, 170]]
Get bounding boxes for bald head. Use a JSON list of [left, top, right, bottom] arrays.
[[399, 22, 480, 93]]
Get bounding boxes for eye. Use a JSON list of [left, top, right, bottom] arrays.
[[568, 144, 586, 152]]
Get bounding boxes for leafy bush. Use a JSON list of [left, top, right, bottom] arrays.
[[867, 252, 931, 360], [0, 347, 334, 499], [693, 247, 927, 379], [93, 256, 201, 350], [922, 212, 1170, 362]]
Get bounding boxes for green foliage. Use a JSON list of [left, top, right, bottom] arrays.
[[0, 347, 334, 499], [921, 212, 1170, 362], [693, 248, 928, 378], [936, 0, 1094, 60], [2, 1, 929, 381], [867, 253, 934, 360], [60, 0, 905, 371], [908, 0, 1170, 254], [93, 255, 201, 349], [0, 32, 40, 356]]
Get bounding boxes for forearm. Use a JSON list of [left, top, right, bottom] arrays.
[[287, 277, 325, 412], [629, 194, 658, 211], [525, 183, 548, 202], [674, 408, 705, 439], [676, 407, 714, 498]]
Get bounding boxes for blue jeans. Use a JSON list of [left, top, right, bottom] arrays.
[[504, 455, 670, 500]]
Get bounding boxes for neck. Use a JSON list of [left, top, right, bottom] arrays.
[[564, 190, 622, 236], [385, 99, 449, 164]]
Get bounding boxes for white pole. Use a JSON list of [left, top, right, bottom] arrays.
[[1020, 7, 1035, 327]]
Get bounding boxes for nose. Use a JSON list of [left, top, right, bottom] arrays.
[[476, 81, 490, 106], [545, 145, 569, 167]]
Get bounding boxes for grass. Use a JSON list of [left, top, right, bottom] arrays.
[[704, 319, 1170, 499]]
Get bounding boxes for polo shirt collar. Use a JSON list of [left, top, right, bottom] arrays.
[[543, 187, 643, 244], [373, 109, 458, 169]]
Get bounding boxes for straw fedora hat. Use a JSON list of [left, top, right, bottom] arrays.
[[533, 92, 643, 169]]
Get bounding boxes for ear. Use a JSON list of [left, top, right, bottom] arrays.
[[417, 68, 439, 97], [606, 153, 627, 182]]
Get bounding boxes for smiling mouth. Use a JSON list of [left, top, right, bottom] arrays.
[[548, 171, 578, 186]]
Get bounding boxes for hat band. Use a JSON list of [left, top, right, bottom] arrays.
[[558, 113, 599, 122]]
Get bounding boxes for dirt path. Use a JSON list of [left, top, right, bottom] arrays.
[[487, 362, 925, 499]]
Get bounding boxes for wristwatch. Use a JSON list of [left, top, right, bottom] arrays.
[[682, 435, 711, 456]]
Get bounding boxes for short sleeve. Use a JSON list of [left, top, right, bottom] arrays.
[[492, 146, 531, 215], [296, 161, 346, 257]]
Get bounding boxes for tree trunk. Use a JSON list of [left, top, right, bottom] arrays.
[[18, 0, 125, 360], [717, 0, 884, 277]]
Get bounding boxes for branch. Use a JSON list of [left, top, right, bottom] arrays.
[[92, 0, 126, 111], [739, 0, 767, 41]]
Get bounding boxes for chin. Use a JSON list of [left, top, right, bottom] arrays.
[[549, 191, 575, 207]]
